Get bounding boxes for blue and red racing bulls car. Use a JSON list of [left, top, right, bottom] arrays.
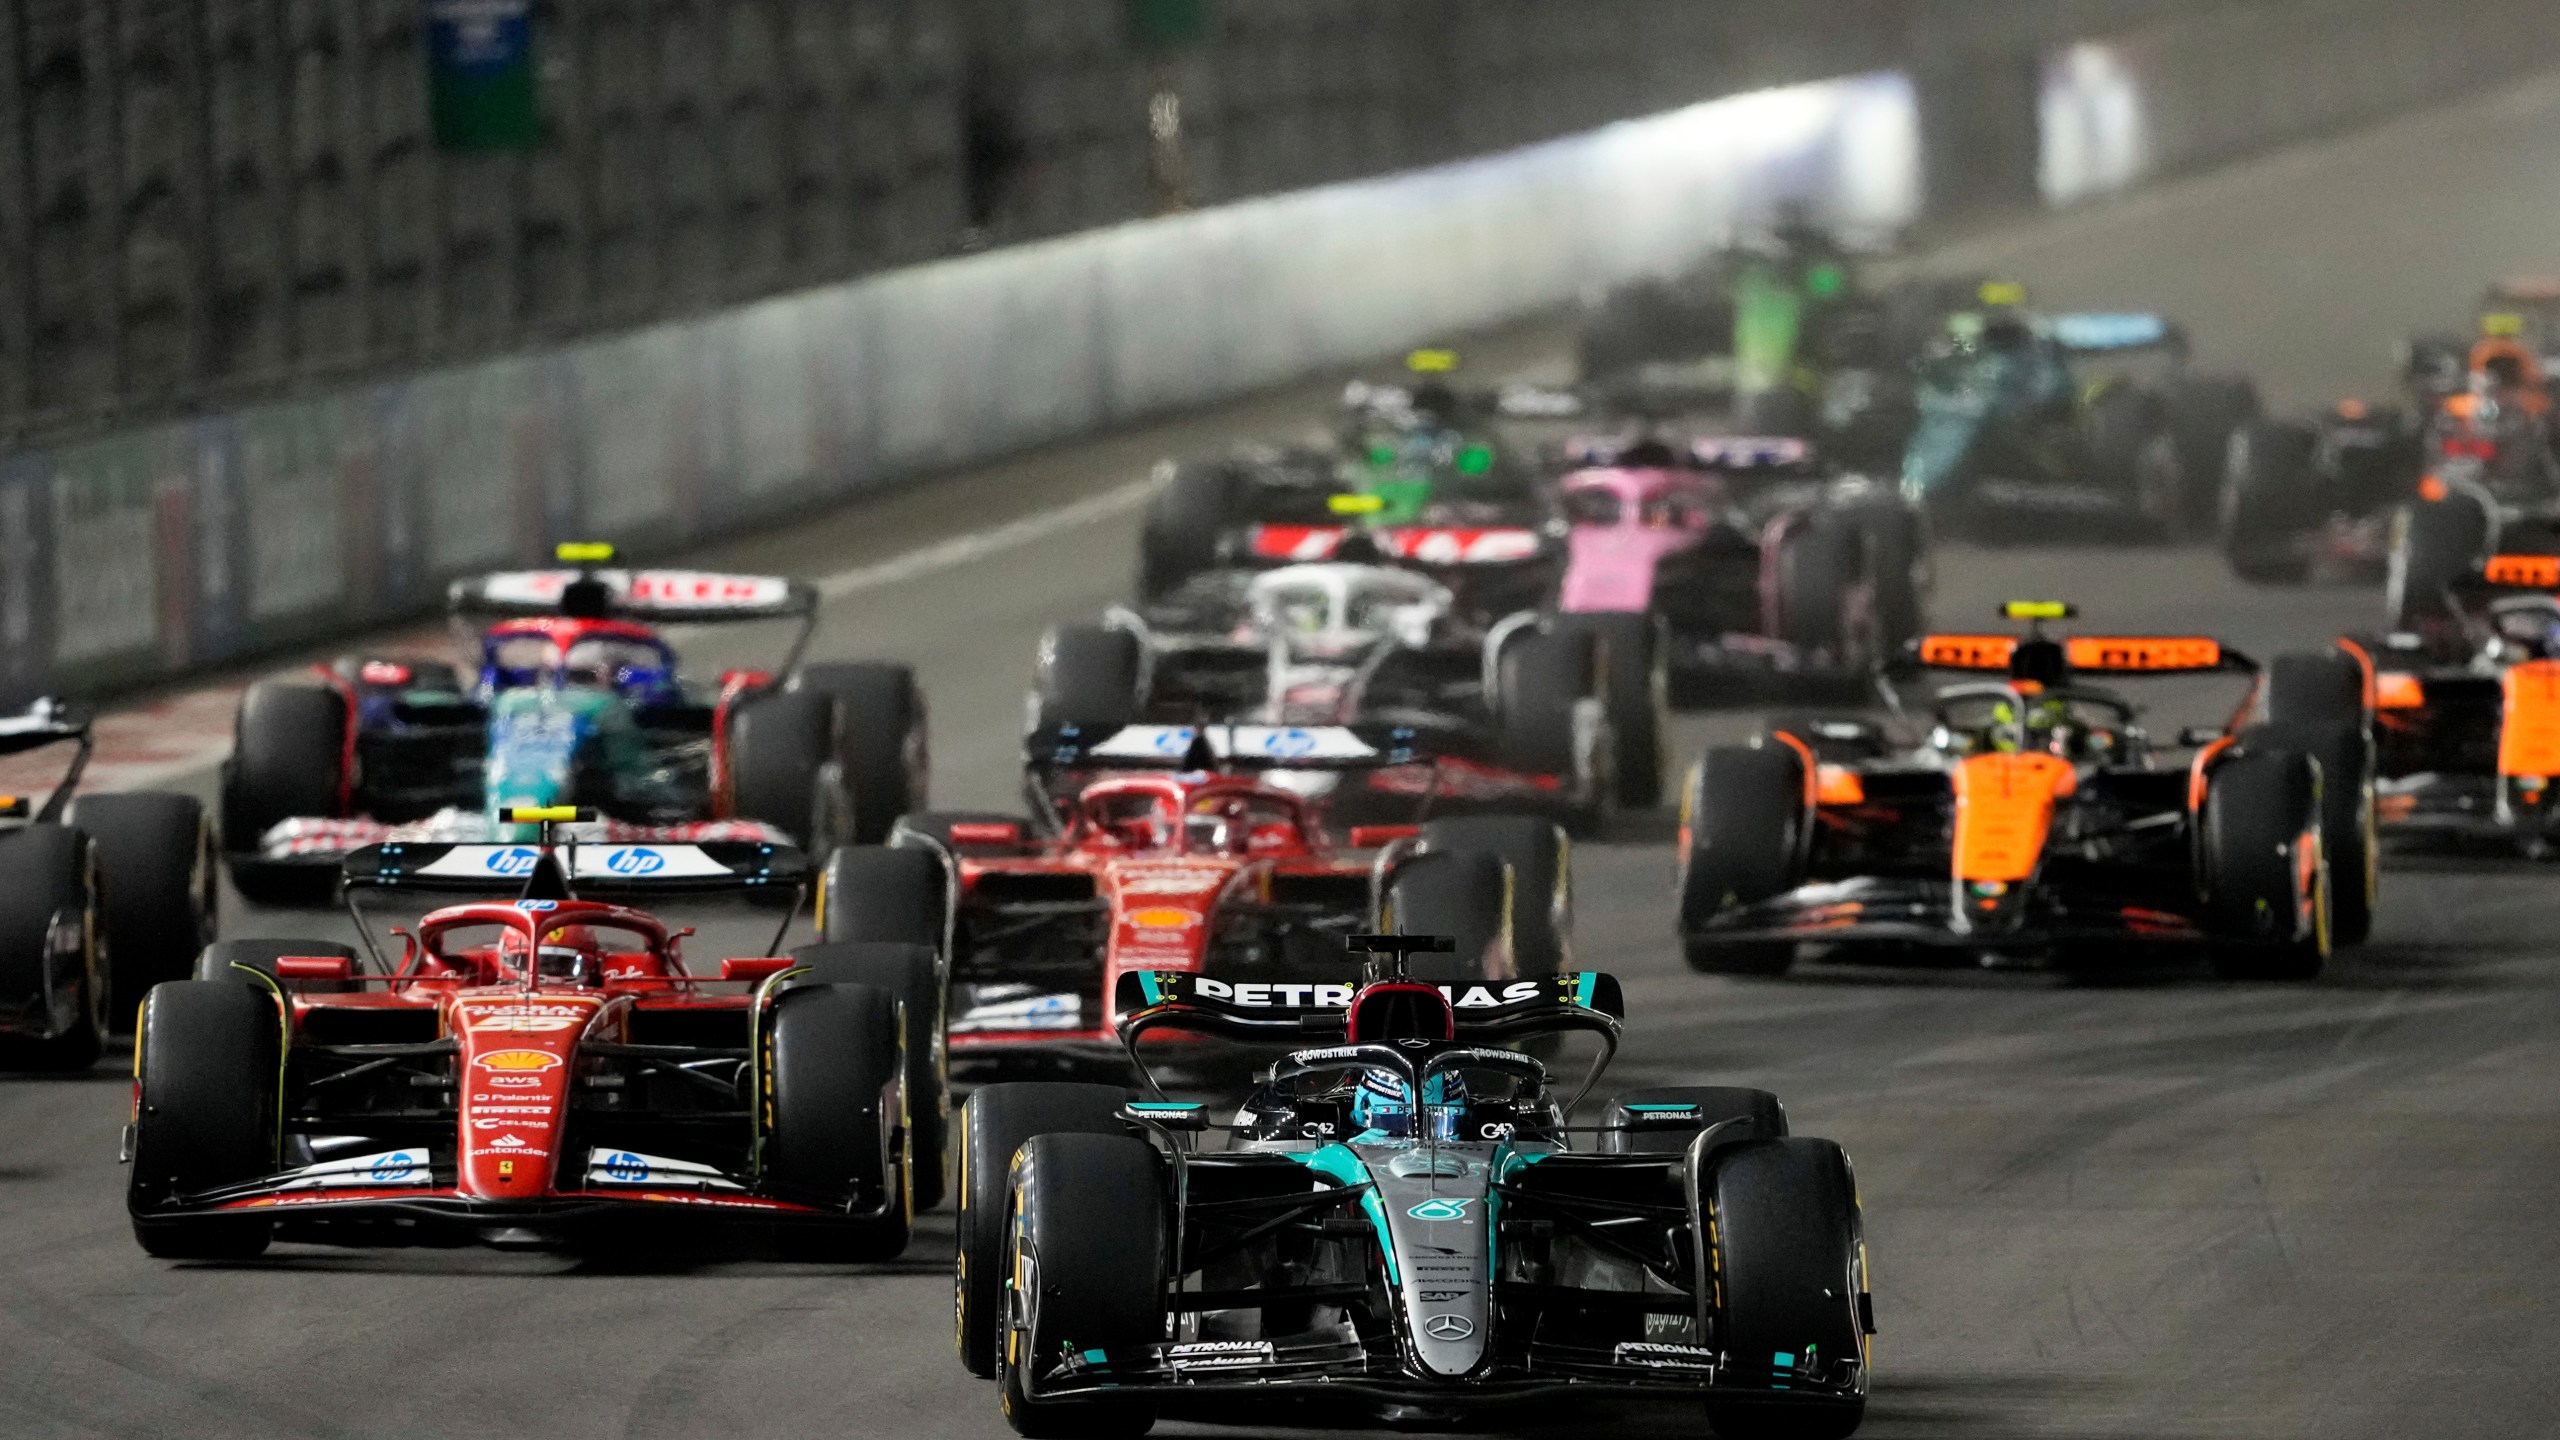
[[953, 936, 1875, 1437], [221, 544, 927, 905]]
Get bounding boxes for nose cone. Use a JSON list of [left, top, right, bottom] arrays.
[[450, 993, 603, 1199]]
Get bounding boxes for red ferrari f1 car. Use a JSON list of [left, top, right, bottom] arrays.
[[812, 725, 1573, 1076], [124, 813, 945, 1258]]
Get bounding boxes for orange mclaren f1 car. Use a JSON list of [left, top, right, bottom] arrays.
[[1676, 604, 2377, 979]]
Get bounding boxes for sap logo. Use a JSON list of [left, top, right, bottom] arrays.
[[1406, 1197, 1476, 1222], [483, 847, 542, 877], [604, 847, 666, 876], [368, 1152, 420, 1183], [601, 1151, 650, 1182]]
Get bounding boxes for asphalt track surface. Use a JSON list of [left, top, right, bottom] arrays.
[[10, 75, 2560, 1440]]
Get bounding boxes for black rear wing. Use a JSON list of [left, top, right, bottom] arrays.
[[0, 698, 91, 822], [1112, 969, 1624, 1046]]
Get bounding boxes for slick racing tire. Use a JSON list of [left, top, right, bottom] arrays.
[[999, 1134, 1164, 1438], [729, 688, 850, 853], [1496, 627, 1612, 834], [220, 682, 347, 907], [128, 980, 280, 1259], [1773, 514, 1865, 667], [2200, 748, 2330, 981], [1386, 849, 1513, 984], [1677, 747, 1807, 977], [818, 845, 947, 950], [1035, 624, 1145, 731], [69, 791, 217, 1005], [1600, 1086, 1787, 1155], [790, 663, 929, 846], [1419, 815, 1571, 979], [2387, 486, 2490, 633], [1137, 461, 1234, 601], [2220, 420, 2320, 584], [792, 941, 950, 1212], [1552, 612, 1669, 808], [2258, 651, 2376, 948], [194, 939, 360, 994], [764, 982, 912, 1261], [0, 826, 104, 1072], [2166, 374, 2263, 535], [2083, 384, 2184, 538], [1702, 1138, 1870, 1440], [957, 1083, 1134, 1378], [1851, 500, 1926, 656]]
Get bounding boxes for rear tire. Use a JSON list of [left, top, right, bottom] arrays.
[[790, 663, 929, 846], [729, 689, 847, 852], [127, 980, 280, 1259], [2388, 488, 2490, 632], [1387, 850, 1513, 983], [1678, 748, 1807, 976], [1737, 386, 1819, 439], [957, 1083, 1134, 1378], [2221, 420, 2319, 584], [0, 826, 104, 1072], [220, 683, 347, 904], [1496, 629, 1610, 833], [818, 845, 947, 949], [1773, 515, 1863, 666], [2201, 749, 2329, 981], [70, 792, 216, 1007], [1553, 613, 1667, 808], [791, 941, 949, 1211], [999, 1134, 1164, 1438], [2167, 375, 2262, 534], [1419, 815, 1570, 979], [1137, 462, 1234, 601], [1035, 625, 1145, 731], [764, 982, 911, 1260], [1703, 1138, 1868, 1440]]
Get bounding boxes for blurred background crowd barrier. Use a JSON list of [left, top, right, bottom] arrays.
[[1, 0, 2555, 700]]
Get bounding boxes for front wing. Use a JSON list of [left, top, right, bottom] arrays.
[[1684, 875, 2211, 952]]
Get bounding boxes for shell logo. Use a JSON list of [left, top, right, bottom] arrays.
[[476, 1050, 562, 1073], [1126, 908, 1199, 931]]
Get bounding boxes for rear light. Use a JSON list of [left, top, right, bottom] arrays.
[[719, 957, 794, 982], [275, 955, 355, 981], [948, 821, 1023, 846], [358, 660, 413, 686], [2440, 437, 2499, 460]]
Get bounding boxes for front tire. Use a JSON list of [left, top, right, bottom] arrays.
[[1677, 748, 1808, 976], [791, 941, 950, 1211], [2221, 420, 2319, 584], [790, 663, 929, 846], [1418, 815, 1570, 979], [1386, 850, 1513, 983], [2201, 749, 2329, 981], [127, 980, 280, 1258], [763, 982, 911, 1260], [2387, 487, 2490, 633], [70, 792, 217, 1005], [1703, 1138, 1870, 1440], [998, 1134, 1164, 1438], [1553, 612, 1668, 808], [818, 845, 947, 949], [220, 683, 348, 907], [728, 689, 848, 852], [1034, 625, 1145, 731], [0, 826, 104, 1071], [957, 1083, 1134, 1378], [2257, 651, 2375, 948]]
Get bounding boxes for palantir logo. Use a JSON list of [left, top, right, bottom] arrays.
[[485, 847, 541, 876], [604, 847, 666, 876]]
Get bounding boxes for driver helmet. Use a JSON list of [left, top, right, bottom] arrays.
[[1342, 980, 1467, 1140], [1409, 379, 1461, 426], [1990, 694, 2085, 758], [1980, 313, 2034, 353], [497, 923, 607, 984], [1352, 1068, 1468, 1141]]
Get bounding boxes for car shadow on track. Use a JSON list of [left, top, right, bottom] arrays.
[[167, 1218, 962, 1278]]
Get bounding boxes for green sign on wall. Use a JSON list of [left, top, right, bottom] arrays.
[[425, 0, 542, 151], [1126, 0, 1209, 49]]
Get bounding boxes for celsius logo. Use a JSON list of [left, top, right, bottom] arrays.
[[1405, 1197, 1476, 1222], [601, 1151, 649, 1182], [604, 847, 665, 876], [484, 847, 541, 876]]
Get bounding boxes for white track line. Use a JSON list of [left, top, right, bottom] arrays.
[[812, 477, 1157, 601]]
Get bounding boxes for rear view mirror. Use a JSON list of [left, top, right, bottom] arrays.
[[275, 955, 356, 982], [947, 821, 1025, 847], [719, 957, 795, 983], [1349, 824, 1421, 848], [2176, 726, 2225, 747]]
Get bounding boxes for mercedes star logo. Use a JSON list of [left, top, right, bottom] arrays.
[[1423, 1314, 1475, 1342]]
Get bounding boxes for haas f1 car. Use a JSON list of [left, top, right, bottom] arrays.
[[813, 724, 1573, 1076], [955, 939, 1874, 1438], [1677, 606, 2377, 980], [222, 544, 926, 905], [0, 698, 217, 1069], [1554, 435, 1925, 705], [1035, 561, 1627, 821], [125, 814, 951, 1259]]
